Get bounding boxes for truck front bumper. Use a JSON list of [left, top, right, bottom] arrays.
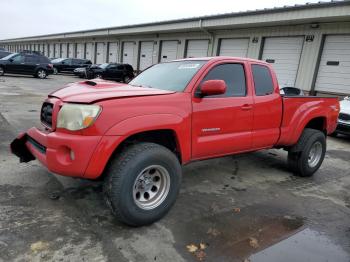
[[11, 127, 123, 179]]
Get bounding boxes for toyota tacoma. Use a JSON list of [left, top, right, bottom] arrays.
[[11, 57, 340, 226]]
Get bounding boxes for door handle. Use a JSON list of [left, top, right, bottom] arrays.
[[241, 104, 253, 110]]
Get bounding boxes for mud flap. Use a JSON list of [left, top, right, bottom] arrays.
[[10, 134, 35, 163]]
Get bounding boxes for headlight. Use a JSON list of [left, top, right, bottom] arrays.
[[57, 104, 101, 131]]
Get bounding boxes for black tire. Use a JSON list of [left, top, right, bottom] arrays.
[[95, 73, 102, 79], [0, 66, 4, 76], [103, 142, 182, 226], [288, 128, 326, 177]]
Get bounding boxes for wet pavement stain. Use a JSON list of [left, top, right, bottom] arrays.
[[250, 228, 350, 262], [171, 204, 306, 262]]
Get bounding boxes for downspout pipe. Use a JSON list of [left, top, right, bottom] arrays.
[[199, 19, 214, 56]]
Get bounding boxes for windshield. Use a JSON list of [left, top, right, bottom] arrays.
[[51, 58, 65, 63], [1, 53, 18, 60], [99, 63, 109, 69], [129, 60, 207, 91]]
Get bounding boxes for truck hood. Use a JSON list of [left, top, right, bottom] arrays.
[[49, 79, 175, 103]]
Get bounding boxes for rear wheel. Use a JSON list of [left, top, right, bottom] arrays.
[[53, 68, 58, 75], [36, 69, 47, 79], [0, 66, 4, 76], [288, 128, 326, 177], [95, 73, 102, 79], [103, 142, 182, 226]]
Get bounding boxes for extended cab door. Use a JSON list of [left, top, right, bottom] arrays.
[[191, 62, 254, 159], [250, 64, 282, 148]]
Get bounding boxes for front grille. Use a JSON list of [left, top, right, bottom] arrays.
[[339, 113, 350, 121], [41, 102, 53, 128]]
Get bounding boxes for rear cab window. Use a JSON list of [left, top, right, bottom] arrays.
[[251, 64, 274, 96]]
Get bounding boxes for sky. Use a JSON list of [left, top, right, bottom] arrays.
[[0, 0, 323, 40]]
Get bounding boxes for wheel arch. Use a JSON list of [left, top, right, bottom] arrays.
[[92, 128, 183, 181]]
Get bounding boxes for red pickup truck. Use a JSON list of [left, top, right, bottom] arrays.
[[11, 57, 339, 226]]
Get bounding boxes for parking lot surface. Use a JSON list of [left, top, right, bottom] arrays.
[[0, 74, 349, 262]]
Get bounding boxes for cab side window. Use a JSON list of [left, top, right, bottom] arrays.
[[201, 63, 246, 97], [252, 64, 274, 96]]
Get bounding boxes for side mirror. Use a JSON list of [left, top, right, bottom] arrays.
[[9, 58, 14, 62], [61, 62, 65, 64], [199, 80, 226, 97]]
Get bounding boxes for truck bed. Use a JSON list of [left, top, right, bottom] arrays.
[[277, 96, 339, 146]]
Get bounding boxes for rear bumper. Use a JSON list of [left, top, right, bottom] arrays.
[[11, 127, 124, 179]]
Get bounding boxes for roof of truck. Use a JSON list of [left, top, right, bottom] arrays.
[[174, 56, 269, 65]]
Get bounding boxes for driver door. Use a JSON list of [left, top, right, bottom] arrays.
[[191, 62, 253, 159]]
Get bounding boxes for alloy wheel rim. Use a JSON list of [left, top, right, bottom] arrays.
[[0, 68, 3, 75], [132, 165, 170, 210], [38, 70, 46, 79], [308, 141, 323, 168]]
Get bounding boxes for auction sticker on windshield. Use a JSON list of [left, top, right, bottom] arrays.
[[178, 64, 200, 69]]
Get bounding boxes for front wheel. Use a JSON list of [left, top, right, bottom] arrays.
[[36, 69, 47, 79], [288, 128, 326, 177], [53, 68, 58, 75], [95, 73, 102, 79], [103, 142, 182, 226], [0, 66, 4, 76]]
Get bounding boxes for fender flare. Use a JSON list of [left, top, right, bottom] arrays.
[[104, 113, 191, 162]]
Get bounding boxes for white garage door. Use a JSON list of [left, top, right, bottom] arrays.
[[96, 42, 105, 64], [219, 38, 249, 57], [186, 40, 209, 58], [68, 43, 74, 58], [61, 43, 68, 58], [262, 37, 304, 88], [315, 35, 350, 94], [55, 44, 60, 57], [85, 43, 94, 61], [139, 41, 155, 71], [122, 42, 135, 67], [160, 40, 178, 62], [49, 44, 54, 58], [108, 42, 119, 62], [76, 43, 84, 59]]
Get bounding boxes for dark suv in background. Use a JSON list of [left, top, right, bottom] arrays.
[[85, 63, 134, 82], [0, 51, 53, 79], [52, 58, 92, 74], [0, 50, 12, 59]]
